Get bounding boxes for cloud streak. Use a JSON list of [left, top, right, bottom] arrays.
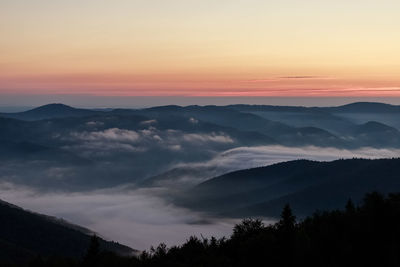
[[160, 145, 400, 187], [72, 128, 140, 143]]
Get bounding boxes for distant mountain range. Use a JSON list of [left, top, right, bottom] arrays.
[[177, 158, 400, 218], [0, 199, 135, 264], [1, 103, 400, 261], [1, 102, 400, 189], [2, 102, 400, 148], [3, 102, 400, 122]]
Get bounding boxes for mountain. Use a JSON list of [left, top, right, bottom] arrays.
[[0, 103, 100, 121], [178, 158, 400, 218], [140, 164, 232, 189], [229, 104, 355, 134], [326, 102, 400, 113], [0, 110, 277, 190], [2, 102, 400, 190], [139, 105, 294, 136], [0, 199, 135, 264], [356, 121, 398, 133], [137, 105, 344, 147], [230, 102, 400, 114], [351, 121, 400, 147], [2, 102, 399, 148]]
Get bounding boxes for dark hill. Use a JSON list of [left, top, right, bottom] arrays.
[[352, 121, 400, 147], [327, 102, 400, 113], [0, 199, 135, 264], [0, 103, 100, 121], [138, 105, 343, 147], [229, 102, 400, 113], [355, 121, 399, 133], [178, 158, 400, 218]]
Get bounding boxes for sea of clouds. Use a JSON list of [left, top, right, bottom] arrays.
[[1, 145, 399, 250]]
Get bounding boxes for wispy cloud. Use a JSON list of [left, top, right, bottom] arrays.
[[240, 76, 333, 83], [72, 128, 140, 143], [163, 145, 400, 187], [278, 76, 330, 79], [182, 133, 234, 144]]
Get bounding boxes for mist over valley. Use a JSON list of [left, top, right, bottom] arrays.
[[1, 102, 400, 253]]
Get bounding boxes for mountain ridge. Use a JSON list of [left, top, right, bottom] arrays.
[[177, 158, 400, 218], [0, 198, 136, 264]]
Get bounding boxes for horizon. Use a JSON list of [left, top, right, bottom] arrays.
[[2, 96, 400, 112], [1, 98, 400, 112]]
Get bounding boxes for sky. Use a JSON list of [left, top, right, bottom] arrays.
[[1, 0, 400, 105]]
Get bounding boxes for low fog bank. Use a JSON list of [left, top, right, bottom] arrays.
[[150, 145, 400, 188], [204, 145, 400, 172], [0, 145, 399, 250], [0, 183, 241, 250]]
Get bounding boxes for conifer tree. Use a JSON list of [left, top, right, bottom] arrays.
[[85, 235, 100, 260]]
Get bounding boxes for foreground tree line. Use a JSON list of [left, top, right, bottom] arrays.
[[10, 192, 400, 267]]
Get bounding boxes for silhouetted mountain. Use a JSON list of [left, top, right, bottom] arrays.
[[137, 105, 345, 147], [230, 102, 400, 131], [327, 102, 400, 113], [2, 102, 399, 148], [2, 102, 400, 190], [355, 121, 398, 133], [230, 102, 400, 114], [0, 103, 100, 121], [0, 112, 277, 189], [140, 105, 293, 136], [140, 165, 225, 189], [351, 121, 400, 147], [0, 199, 135, 264], [0, 109, 274, 147], [229, 104, 355, 134], [179, 158, 400, 218]]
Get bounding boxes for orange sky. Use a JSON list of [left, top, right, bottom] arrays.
[[1, 0, 400, 98]]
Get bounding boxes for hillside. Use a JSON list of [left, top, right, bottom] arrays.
[[1, 102, 400, 191], [178, 158, 400, 217], [9, 192, 400, 267], [0, 104, 100, 121], [0, 199, 135, 264]]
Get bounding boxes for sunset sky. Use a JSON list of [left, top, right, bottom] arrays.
[[1, 0, 400, 105]]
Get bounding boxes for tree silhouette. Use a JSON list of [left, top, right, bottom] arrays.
[[9, 192, 400, 267], [345, 198, 356, 214], [277, 204, 296, 231], [276, 204, 297, 266], [85, 234, 100, 260], [232, 218, 264, 240]]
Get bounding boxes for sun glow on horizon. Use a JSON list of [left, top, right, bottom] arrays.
[[1, 0, 400, 97]]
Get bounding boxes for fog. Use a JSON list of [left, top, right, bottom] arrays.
[[154, 145, 400, 187], [205, 145, 400, 169], [0, 183, 239, 250], [0, 145, 399, 250]]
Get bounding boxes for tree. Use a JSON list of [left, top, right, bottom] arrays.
[[85, 235, 100, 260], [363, 191, 385, 213], [232, 218, 264, 240], [151, 243, 167, 258], [277, 204, 296, 231], [276, 204, 297, 266], [345, 198, 356, 214]]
